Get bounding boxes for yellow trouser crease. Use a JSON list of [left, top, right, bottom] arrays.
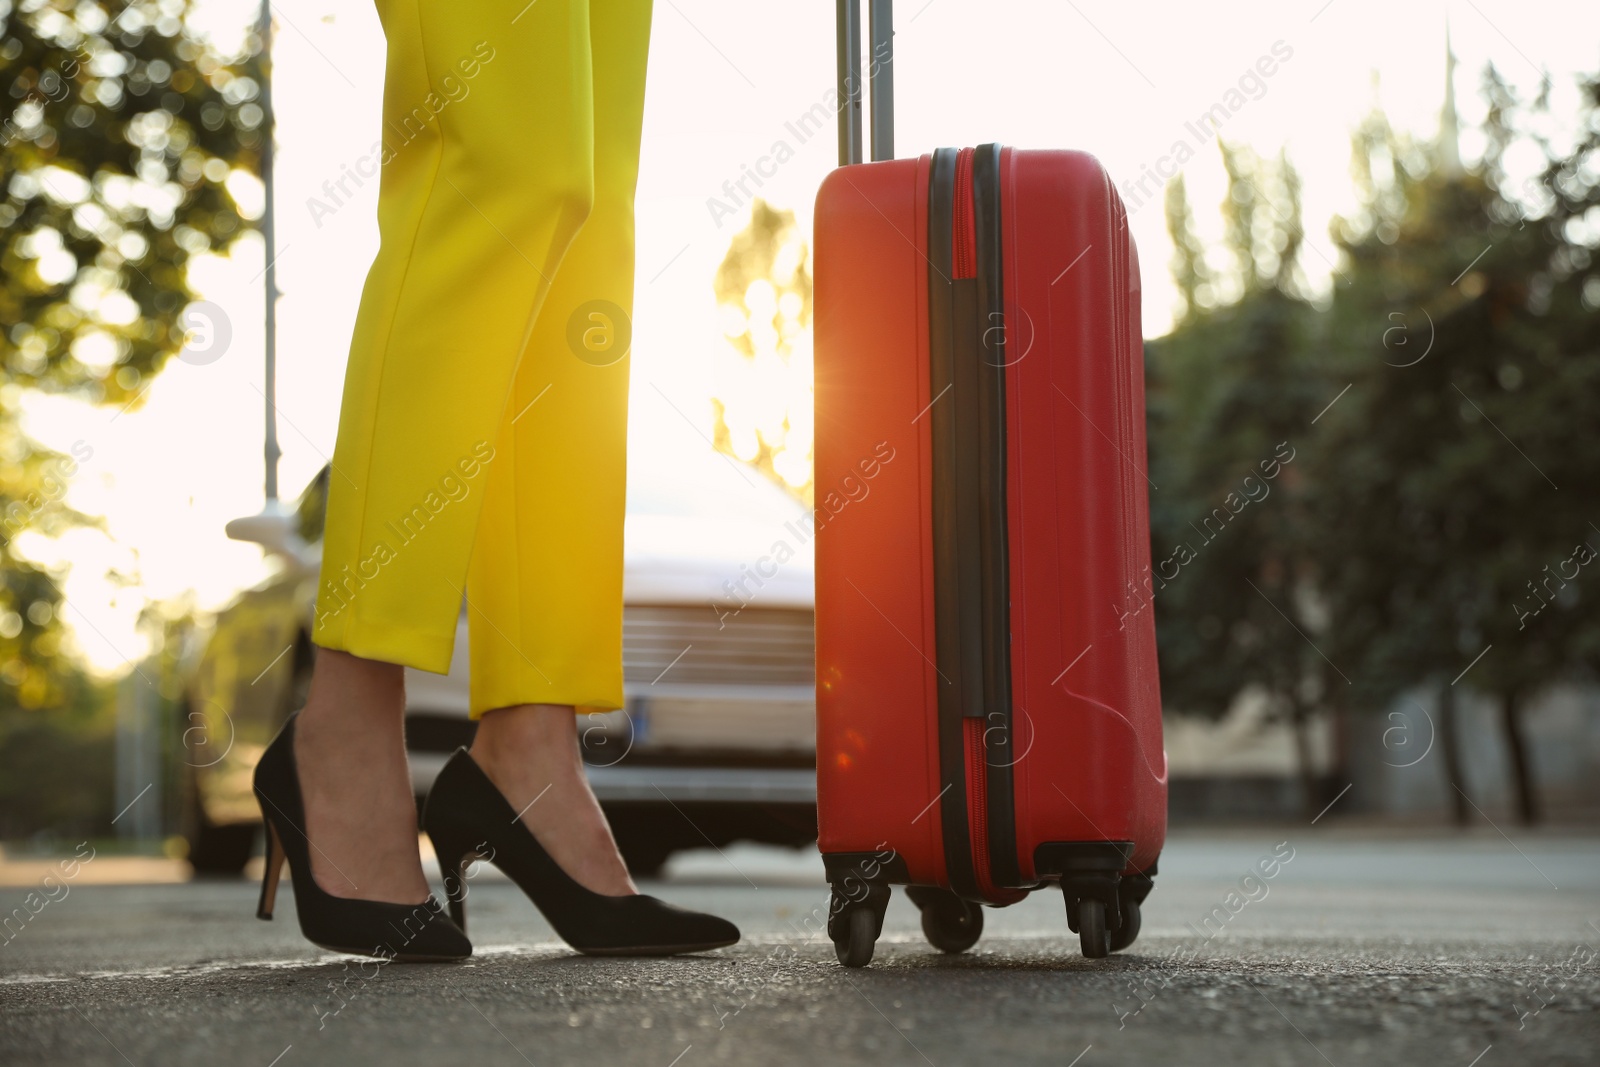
[[313, 0, 653, 717]]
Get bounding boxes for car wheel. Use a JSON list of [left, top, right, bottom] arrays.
[[180, 760, 256, 876], [186, 817, 258, 876]]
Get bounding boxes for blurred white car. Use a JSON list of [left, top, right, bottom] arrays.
[[180, 437, 817, 877]]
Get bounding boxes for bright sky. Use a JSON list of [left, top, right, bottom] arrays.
[[17, 0, 1598, 675]]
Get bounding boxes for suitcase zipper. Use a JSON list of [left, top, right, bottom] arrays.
[[960, 716, 1024, 902], [965, 718, 1022, 901], [964, 720, 994, 893], [952, 148, 976, 279], [930, 145, 1023, 904]]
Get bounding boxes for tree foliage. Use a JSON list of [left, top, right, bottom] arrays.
[[711, 199, 814, 504], [1149, 66, 1600, 822], [2, 0, 264, 709]]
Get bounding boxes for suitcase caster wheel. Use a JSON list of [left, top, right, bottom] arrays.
[[1076, 898, 1110, 959], [835, 906, 877, 968], [1109, 897, 1141, 953], [919, 894, 983, 955]]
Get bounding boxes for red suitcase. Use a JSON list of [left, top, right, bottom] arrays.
[[814, 0, 1166, 965]]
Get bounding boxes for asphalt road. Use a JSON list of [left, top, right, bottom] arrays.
[[3, 828, 1598, 1067]]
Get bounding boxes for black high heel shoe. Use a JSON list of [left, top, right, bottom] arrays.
[[424, 748, 740, 956], [254, 713, 471, 962]]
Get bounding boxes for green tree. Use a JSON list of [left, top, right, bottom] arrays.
[[1312, 68, 1600, 825], [711, 199, 813, 504], [1147, 145, 1331, 813], [1164, 173, 1211, 322], [1, 0, 264, 708]]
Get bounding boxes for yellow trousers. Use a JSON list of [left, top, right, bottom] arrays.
[[312, 0, 652, 717]]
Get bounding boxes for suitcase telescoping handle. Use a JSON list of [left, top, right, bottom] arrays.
[[837, 0, 894, 165]]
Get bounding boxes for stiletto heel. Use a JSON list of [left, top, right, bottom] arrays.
[[449, 857, 471, 932], [252, 713, 471, 961], [257, 822, 286, 920], [433, 835, 478, 933], [423, 748, 740, 956]]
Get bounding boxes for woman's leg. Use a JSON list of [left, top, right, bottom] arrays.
[[300, 0, 597, 903], [292, 651, 421, 901], [469, 705, 636, 896], [463, 0, 654, 896]]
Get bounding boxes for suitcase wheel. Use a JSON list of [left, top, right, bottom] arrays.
[[834, 905, 877, 968], [914, 890, 984, 955], [1109, 897, 1141, 953], [1075, 897, 1111, 959]]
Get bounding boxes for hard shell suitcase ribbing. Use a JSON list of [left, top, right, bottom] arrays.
[[813, 0, 1167, 965]]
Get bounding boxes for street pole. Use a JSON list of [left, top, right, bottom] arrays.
[[257, 0, 280, 501]]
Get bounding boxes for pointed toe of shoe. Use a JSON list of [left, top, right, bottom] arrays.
[[304, 896, 472, 963], [571, 896, 741, 956], [689, 910, 741, 950], [404, 903, 474, 961], [387, 897, 473, 962], [424, 749, 737, 958]]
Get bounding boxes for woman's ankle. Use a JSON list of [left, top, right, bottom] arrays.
[[291, 648, 425, 902], [299, 649, 406, 732], [469, 703, 582, 775], [466, 703, 636, 896]]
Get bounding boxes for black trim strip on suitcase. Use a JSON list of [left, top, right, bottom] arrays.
[[926, 146, 981, 902], [971, 142, 1022, 890]]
